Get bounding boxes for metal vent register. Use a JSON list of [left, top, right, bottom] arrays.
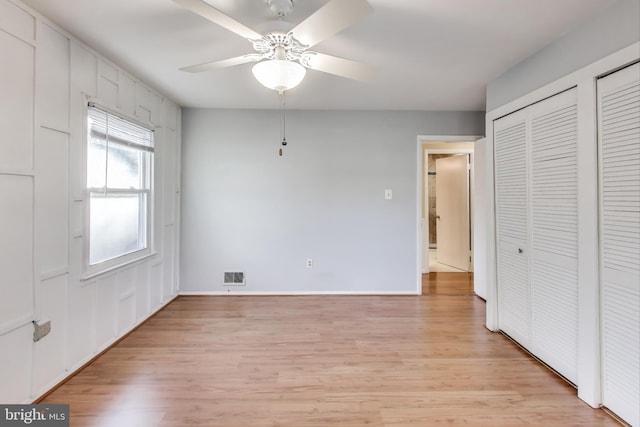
[[224, 272, 245, 286]]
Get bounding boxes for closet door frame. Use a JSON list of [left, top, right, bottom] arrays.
[[485, 42, 640, 409]]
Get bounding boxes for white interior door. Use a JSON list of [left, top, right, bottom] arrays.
[[494, 88, 580, 379], [494, 109, 530, 347], [598, 62, 640, 427], [528, 87, 579, 384], [435, 155, 470, 271]]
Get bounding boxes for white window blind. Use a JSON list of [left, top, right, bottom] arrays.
[[87, 106, 154, 267]]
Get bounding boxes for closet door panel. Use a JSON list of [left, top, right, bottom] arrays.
[[494, 111, 530, 346], [494, 88, 580, 383], [529, 88, 579, 383], [598, 62, 640, 427]]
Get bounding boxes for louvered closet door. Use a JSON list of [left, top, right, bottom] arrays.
[[528, 88, 579, 383], [494, 110, 530, 347], [598, 62, 640, 427]]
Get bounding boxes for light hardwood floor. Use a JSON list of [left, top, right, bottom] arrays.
[[422, 272, 475, 295], [41, 275, 619, 426]]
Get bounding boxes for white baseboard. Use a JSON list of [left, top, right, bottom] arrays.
[[179, 290, 420, 296]]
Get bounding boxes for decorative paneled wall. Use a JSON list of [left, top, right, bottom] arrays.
[[0, 0, 181, 403]]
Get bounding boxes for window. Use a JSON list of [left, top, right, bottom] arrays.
[[87, 106, 154, 269]]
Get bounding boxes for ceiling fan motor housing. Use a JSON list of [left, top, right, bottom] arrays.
[[251, 32, 312, 65], [267, 0, 295, 17]]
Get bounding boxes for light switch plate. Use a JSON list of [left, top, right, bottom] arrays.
[[385, 189, 392, 200]]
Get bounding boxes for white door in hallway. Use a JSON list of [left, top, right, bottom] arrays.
[[435, 154, 470, 271]]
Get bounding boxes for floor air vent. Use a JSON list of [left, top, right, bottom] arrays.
[[224, 272, 245, 286]]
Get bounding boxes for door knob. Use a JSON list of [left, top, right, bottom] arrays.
[[436, 215, 441, 219]]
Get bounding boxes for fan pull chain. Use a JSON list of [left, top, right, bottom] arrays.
[[279, 92, 283, 145], [279, 91, 287, 157], [279, 92, 283, 156]]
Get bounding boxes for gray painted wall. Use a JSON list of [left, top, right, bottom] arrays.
[[180, 109, 484, 293], [487, 0, 640, 111]]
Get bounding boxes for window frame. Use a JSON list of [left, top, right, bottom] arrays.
[[83, 102, 156, 279]]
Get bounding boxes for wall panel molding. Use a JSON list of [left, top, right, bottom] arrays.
[[0, 0, 182, 404]]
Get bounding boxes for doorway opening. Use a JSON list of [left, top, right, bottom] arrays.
[[416, 135, 480, 294]]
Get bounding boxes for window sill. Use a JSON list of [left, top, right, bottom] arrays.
[[81, 251, 158, 283]]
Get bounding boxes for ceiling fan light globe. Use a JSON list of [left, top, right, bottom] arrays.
[[252, 60, 306, 93], [267, 0, 294, 17]]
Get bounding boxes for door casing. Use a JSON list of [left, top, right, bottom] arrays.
[[416, 135, 480, 294]]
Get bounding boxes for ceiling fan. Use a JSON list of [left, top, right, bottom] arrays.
[[173, 0, 375, 93]]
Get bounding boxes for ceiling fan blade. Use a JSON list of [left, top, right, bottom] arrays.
[[305, 53, 375, 82], [173, 0, 263, 40], [180, 55, 258, 73], [290, 0, 373, 48]]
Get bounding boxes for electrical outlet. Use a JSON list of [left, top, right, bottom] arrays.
[[306, 259, 313, 268]]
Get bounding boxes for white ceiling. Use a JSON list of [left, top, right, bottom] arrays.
[[21, 0, 617, 110]]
